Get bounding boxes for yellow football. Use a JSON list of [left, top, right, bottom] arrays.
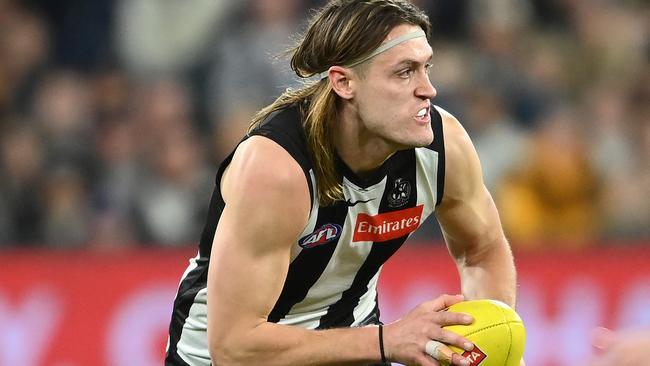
[[440, 299, 526, 366]]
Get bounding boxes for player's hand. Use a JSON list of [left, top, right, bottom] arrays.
[[382, 294, 475, 366]]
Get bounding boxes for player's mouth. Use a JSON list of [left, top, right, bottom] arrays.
[[414, 104, 430, 124]]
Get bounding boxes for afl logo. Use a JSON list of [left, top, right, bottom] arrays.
[[299, 223, 342, 249]]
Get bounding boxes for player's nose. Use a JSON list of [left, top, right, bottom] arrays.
[[416, 74, 437, 100]]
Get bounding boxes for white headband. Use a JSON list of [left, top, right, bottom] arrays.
[[317, 29, 427, 80]]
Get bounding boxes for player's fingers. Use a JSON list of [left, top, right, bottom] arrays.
[[450, 351, 472, 366], [413, 353, 441, 366], [425, 340, 453, 363], [424, 294, 465, 311], [428, 328, 474, 353], [425, 340, 472, 366], [434, 310, 474, 327]]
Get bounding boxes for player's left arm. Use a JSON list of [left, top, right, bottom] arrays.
[[433, 107, 517, 308]]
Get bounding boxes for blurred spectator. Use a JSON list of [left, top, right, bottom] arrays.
[[131, 78, 195, 161], [497, 106, 602, 248], [42, 165, 92, 247], [0, 2, 49, 115], [32, 70, 95, 175], [115, 0, 235, 78], [528, 0, 572, 29], [0, 121, 46, 245], [130, 79, 212, 246], [413, 0, 469, 39], [596, 86, 650, 239], [206, 0, 305, 161], [90, 114, 140, 249], [567, 0, 646, 90], [91, 66, 133, 121], [465, 87, 527, 192], [466, 0, 552, 127], [133, 124, 212, 246], [30, 0, 114, 70], [0, 0, 647, 249]]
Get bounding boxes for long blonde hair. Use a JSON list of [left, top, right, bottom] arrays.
[[249, 0, 431, 206]]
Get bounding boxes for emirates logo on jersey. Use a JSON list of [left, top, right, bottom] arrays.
[[353, 205, 423, 242]]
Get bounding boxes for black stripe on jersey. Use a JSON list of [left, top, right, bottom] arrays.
[[267, 202, 349, 323], [165, 258, 209, 365], [165, 350, 192, 366], [429, 107, 445, 206], [198, 181, 226, 258], [317, 149, 418, 328]]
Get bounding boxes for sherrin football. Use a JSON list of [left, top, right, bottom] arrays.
[[441, 299, 526, 366]]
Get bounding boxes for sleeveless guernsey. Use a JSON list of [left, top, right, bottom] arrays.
[[165, 103, 446, 365]]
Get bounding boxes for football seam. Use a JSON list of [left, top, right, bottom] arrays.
[[462, 320, 521, 338], [506, 321, 513, 364], [500, 307, 514, 364], [463, 320, 520, 364], [501, 310, 512, 360]]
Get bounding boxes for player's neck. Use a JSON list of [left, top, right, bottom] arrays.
[[334, 109, 397, 177]]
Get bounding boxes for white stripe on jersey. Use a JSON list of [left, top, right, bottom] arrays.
[[414, 147, 441, 220], [277, 176, 388, 326], [166, 250, 201, 353], [177, 287, 211, 366]]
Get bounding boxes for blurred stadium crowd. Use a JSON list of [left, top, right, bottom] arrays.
[[0, 0, 647, 250]]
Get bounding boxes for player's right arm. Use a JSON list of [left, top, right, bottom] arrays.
[[207, 135, 379, 365], [207, 136, 473, 366]]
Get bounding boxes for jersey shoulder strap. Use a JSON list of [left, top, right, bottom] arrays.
[[248, 104, 315, 203]]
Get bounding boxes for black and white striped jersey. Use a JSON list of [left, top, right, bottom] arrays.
[[165, 103, 446, 365]]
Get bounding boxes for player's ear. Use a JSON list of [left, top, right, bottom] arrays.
[[327, 66, 354, 100]]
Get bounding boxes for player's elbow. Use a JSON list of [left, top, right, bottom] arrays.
[[209, 337, 243, 365], [208, 327, 257, 365], [209, 344, 241, 365], [208, 329, 239, 365]]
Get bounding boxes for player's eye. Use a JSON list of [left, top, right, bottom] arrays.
[[424, 62, 433, 75], [397, 68, 415, 79]]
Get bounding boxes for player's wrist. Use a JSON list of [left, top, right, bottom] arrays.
[[365, 324, 391, 363], [379, 323, 395, 362], [378, 324, 387, 363]]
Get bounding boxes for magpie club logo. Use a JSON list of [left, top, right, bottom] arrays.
[[298, 223, 342, 248], [387, 178, 411, 207]]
